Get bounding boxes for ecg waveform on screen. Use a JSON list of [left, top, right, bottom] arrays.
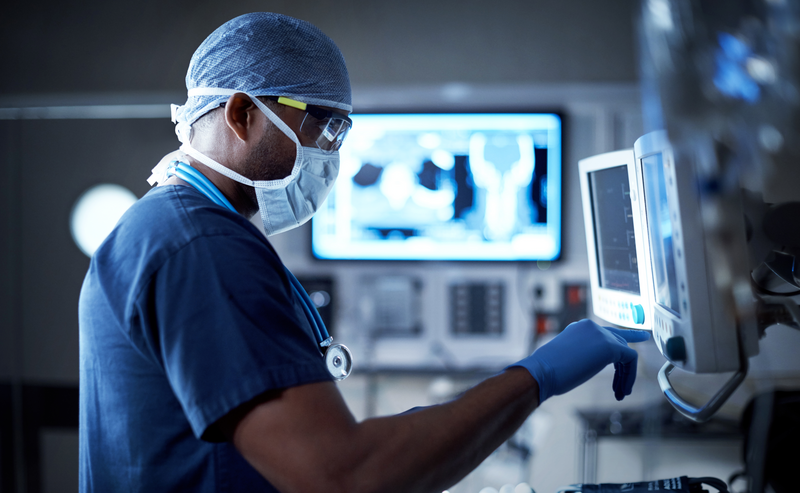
[[590, 166, 641, 295]]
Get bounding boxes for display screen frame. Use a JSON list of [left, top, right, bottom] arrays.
[[309, 109, 564, 262]]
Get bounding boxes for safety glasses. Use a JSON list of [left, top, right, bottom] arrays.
[[267, 96, 352, 152]]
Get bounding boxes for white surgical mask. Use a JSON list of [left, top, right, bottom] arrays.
[[156, 88, 340, 236]]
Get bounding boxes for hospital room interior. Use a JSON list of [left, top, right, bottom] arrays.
[[2, 1, 799, 492]]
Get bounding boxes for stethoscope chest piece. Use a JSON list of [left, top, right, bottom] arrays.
[[324, 343, 353, 381]]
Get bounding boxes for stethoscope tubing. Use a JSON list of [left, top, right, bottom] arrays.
[[166, 161, 332, 350], [286, 271, 331, 344], [173, 163, 236, 211]]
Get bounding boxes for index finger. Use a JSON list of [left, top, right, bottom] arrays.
[[604, 327, 651, 343]]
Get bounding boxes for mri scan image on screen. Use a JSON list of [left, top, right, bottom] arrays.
[[311, 113, 562, 261]]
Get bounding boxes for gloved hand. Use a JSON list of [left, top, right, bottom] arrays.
[[509, 319, 651, 403]]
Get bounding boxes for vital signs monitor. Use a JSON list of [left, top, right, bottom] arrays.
[[579, 149, 651, 330], [580, 137, 757, 421]]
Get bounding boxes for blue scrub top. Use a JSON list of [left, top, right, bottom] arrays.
[[79, 185, 332, 492]]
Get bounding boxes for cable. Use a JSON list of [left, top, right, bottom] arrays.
[[688, 477, 729, 492]]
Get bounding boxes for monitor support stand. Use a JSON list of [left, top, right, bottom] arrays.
[[658, 296, 799, 422]]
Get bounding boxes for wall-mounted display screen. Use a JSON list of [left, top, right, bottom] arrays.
[[311, 113, 562, 261]]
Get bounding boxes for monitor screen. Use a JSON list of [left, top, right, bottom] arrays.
[[588, 165, 641, 295], [641, 152, 681, 315], [311, 113, 562, 261]]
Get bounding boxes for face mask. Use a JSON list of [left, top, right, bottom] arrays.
[[171, 88, 340, 236]]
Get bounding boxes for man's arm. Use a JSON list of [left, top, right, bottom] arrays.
[[233, 368, 538, 493], [231, 320, 650, 493]]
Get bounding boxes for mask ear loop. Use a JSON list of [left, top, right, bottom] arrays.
[[186, 88, 304, 176], [175, 89, 305, 189], [249, 96, 302, 149], [248, 96, 307, 186]]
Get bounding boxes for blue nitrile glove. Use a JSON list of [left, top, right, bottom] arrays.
[[509, 319, 651, 403]]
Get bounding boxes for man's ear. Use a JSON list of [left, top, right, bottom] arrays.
[[223, 93, 258, 142]]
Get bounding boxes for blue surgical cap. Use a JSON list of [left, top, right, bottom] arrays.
[[174, 12, 352, 127]]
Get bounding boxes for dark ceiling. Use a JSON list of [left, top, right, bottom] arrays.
[[2, 0, 639, 99]]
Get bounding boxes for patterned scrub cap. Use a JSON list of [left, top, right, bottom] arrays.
[[173, 12, 352, 127]]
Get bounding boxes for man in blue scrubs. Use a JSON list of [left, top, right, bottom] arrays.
[[79, 12, 649, 492]]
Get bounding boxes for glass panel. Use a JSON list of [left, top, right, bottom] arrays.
[[641, 153, 681, 314], [589, 165, 640, 295]]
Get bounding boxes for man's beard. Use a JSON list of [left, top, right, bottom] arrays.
[[238, 127, 297, 207]]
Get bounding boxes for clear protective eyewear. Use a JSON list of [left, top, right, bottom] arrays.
[[267, 96, 352, 152]]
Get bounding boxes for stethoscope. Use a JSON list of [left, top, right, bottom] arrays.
[[166, 161, 353, 381]]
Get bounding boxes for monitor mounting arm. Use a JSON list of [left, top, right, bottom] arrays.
[[657, 333, 749, 423], [658, 295, 799, 423]]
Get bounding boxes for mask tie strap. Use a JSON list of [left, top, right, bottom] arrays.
[[186, 88, 301, 149], [184, 87, 303, 184], [178, 143, 255, 187]]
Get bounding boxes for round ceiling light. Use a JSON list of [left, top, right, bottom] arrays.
[[70, 184, 138, 257]]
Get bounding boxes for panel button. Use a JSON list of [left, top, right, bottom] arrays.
[[630, 304, 645, 325], [665, 336, 687, 362]]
